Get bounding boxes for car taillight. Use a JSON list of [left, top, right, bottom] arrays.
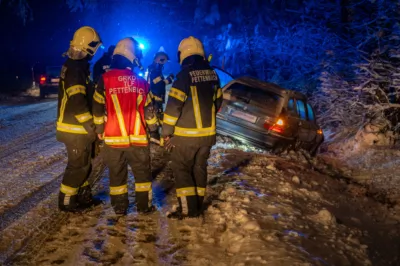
[[264, 118, 285, 134], [40, 75, 46, 85], [317, 129, 323, 135]]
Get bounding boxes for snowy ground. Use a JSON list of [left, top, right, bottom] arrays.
[[0, 99, 399, 266]]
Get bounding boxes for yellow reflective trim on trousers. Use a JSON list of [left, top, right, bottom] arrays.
[[58, 81, 67, 123], [216, 88, 222, 98], [81, 181, 89, 187], [196, 187, 206, 196], [146, 115, 158, 125], [110, 185, 128, 195], [66, 85, 86, 97], [60, 184, 78, 196], [57, 122, 87, 134], [135, 182, 152, 192], [75, 112, 93, 123], [176, 187, 196, 197], [163, 113, 178, 126], [169, 88, 186, 102], [94, 115, 104, 125], [174, 126, 216, 137], [191, 86, 202, 128], [111, 94, 128, 136], [94, 90, 105, 104]]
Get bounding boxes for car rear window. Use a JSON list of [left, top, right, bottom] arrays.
[[226, 83, 282, 109], [296, 99, 307, 120], [307, 103, 315, 121]]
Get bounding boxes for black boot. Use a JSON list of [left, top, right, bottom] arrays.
[[111, 194, 129, 216], [58, 192, 80, 213], [77, 185, 102, 209]]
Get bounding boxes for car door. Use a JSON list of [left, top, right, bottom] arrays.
[[305, 103, 318, 142], [295, 99, 311, 142]]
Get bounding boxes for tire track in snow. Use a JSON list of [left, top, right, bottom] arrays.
[[1, 156, 106, 265]]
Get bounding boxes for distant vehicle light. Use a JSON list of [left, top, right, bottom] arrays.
[[138, 72, 143, 77], [317, 129, 323, 135], [40, 76, 46, 85]]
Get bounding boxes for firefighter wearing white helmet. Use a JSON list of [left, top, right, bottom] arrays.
[[56, 26, 102, 212], [93, 37, 158, 215], [162, 36, 222, 219], [146, 47, 175, 144]]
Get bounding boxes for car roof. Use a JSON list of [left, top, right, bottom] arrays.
[[224, 76, 307, 99]]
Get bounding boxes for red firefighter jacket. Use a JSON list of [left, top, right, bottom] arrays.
[[92, 68, 158, 148]]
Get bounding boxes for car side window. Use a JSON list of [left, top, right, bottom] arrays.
[[306, 103, 315, 121], [287, 98, 297, 116], [296, 99, 307, 120]]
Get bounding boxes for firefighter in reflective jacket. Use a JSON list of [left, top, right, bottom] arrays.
[[93, 37, 159, 215], [93, 45, 115, 84], [56, 26, 102, 212], [147, 47, 174, 142], [162, 36, 222, 219]]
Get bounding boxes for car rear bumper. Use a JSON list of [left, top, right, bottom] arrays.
[[216, 117, 293, 148]]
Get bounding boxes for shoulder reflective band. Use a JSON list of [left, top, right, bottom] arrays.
[[163, 113, 178, 126], [110, 185, 128, 195], [169, 88, 186, 102], [94, 115, 104, 125], [66, 85, 86, 97], [75, 112, 93, 123], [176, 187, 196, 197], [190, 86, 202, 128], [135, 182, 152, 192], [94, 90, 105, 104]]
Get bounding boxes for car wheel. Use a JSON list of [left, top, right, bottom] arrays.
[[309, 144, 321, 157], [272, 142, 287, 155]]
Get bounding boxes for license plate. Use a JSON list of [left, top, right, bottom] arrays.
[[51, 78, 60, 83], [230, 110, 257, 123]]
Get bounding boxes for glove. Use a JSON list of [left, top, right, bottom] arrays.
[[149, 131, 161, 145], [164, 136, 175, 152]]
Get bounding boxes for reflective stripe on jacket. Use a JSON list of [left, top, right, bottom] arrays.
[[162, 60, 222, 146], [56, 58, 95, 144]]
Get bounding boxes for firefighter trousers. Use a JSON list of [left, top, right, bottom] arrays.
[[170, 145, 211, 216], [103, 145, 153, 212], [59, 142, 93, 210]]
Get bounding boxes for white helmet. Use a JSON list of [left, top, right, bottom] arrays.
[[113, 37, 143, 64]]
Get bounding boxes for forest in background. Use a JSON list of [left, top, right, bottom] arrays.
[[3, 0, 400, 142]]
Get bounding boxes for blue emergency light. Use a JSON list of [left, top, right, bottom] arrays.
[[139, 43, 145, 50]]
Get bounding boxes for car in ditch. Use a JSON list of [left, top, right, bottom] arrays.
[[213, 68, 324, 155], [39, 66, 62, 98]]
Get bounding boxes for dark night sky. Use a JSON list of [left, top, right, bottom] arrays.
[[0, 0, 193, 90]]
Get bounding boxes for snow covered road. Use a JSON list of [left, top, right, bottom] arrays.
[[0, 100, 399, 265]]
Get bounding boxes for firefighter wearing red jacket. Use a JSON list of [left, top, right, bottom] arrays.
[[92, 37, 159, 215], [162, 36, 222, 219], [57, 26, 102, 212]]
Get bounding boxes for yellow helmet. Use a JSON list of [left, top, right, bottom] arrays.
[[177, 36, 205, 64], [70, 26, 102, 57], [113, 37, 142, 64]]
